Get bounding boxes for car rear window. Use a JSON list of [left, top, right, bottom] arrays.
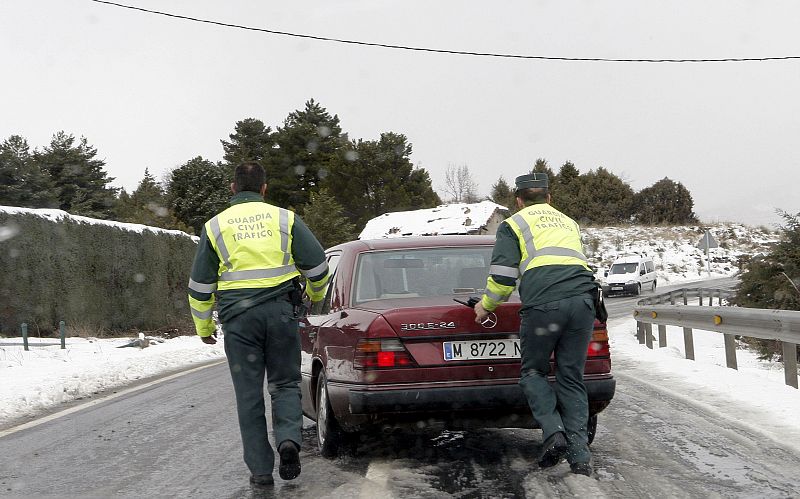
[[353, 246, 497, 303]]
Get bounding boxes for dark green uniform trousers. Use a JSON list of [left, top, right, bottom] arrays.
[[518, 293, 595, 465], [223, 294, 302, 476]]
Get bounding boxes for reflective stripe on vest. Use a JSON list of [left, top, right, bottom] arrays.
[[485, 288, 506, 303], [206, 203, 300, 290], [188, 278, 217, 294], [489, 264, 519, 279], [279, 208, 291, 266], [191, 307, 213, 320], [209, 216, 232, 270], [506, 206, 588, 275], [299, 260, 328, 280]]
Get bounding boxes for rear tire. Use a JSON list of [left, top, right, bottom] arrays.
[[634, 283, 641, 296], [316, 372, 345, 458], [587, 414, 598, 445]]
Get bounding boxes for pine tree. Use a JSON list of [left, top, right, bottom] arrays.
[[300, 188, 355, 248], [166, 157, 230, 234], [490, 176, 516, 213], [33, 131, 117, 218], [551, 161, 582, 218], [531, 158, 557, 179], [734, 210, 800, 312], [632, 177, 698, 225], [221, 118, 275, 167], [0, 135, 56, 208], [323, 132, 440, 229], [732, 210, 800, 359], [572, 167, 634, 225], [557, 161, 580, 184], [116, 168, 189, 230], [267, 99, 347, 210], [529, 157, 565, 211]]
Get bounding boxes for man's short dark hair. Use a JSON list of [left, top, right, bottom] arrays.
[[516, 187, 549, 205], [234, 162, 266, 193]]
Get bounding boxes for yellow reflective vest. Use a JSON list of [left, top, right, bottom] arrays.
[[481, 203, 589, 312], [504, 204, 589, 274], [206, 202, 301, 290]]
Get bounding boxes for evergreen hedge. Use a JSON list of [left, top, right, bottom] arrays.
[[0, 211, 197, 336]]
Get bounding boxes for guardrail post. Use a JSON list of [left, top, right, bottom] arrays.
[[636, 321, 645, 344], [723, 334, 738, 369], [645, 323, 654, 349], [717, 290, 723, 306], [683, 290, 688, 305], [783, 342, 798, 389], [698, 289, 703, 306], [658, 324, 667, 347], [59, 320, 66, 349], [22, 323, 29, 351], [669, 291, 675, 305], [683, 327, 695, 360]]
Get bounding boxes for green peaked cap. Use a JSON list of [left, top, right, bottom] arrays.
[[514, 172, 549, 190]]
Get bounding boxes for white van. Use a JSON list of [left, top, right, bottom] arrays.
[[602, 255, 657, 297]]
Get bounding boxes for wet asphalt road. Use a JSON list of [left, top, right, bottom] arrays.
[[4, 277, 799, 498]]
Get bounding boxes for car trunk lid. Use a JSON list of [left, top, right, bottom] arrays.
[[364, 296, 523, 368]]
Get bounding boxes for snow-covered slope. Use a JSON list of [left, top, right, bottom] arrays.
[[583, 223, 780, 285]]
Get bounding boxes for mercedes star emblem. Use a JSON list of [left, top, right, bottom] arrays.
[[480, 312, 498, 329]]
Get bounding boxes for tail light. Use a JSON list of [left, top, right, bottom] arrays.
[[588, 327, 610, 357], [354, 339, 417, 369]]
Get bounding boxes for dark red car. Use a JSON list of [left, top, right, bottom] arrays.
[[299, 235, 615, 456]]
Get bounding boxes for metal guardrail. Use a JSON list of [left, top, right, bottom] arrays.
[[633, 288, 800, 388], [637, 287, 735, 306]]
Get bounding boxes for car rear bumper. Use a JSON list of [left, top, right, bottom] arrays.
[[328, 376, 615, 430]]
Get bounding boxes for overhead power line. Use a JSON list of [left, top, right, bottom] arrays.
[[91, 0, 800, 63]]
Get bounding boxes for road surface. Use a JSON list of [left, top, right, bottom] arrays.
[[3, 276, 798, 498]]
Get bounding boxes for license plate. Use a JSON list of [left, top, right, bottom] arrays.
[[611, 287, 622, 291], [443, 339, 520, 361]]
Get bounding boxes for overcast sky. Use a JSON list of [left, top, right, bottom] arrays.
[[2, 0, 799, 226]]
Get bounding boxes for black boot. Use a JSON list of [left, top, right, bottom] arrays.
[[537, 431, 567, 468], [249, 474, 274, 488], [278, 440, 301, 480], [570, 462, 593, 476]]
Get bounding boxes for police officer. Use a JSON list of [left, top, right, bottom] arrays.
[[188, 162, 330, 488], [474, 172, 597, 476]]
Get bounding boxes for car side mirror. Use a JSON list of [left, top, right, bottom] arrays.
[[640, 269, 645, 275], [604, 270, 608, 277]]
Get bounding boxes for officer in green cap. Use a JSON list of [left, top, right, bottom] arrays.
[[474, 171, 599, 476]]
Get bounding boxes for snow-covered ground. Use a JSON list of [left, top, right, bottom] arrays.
[[0, 335, 225, 427], [609, 317, 800, 453]]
